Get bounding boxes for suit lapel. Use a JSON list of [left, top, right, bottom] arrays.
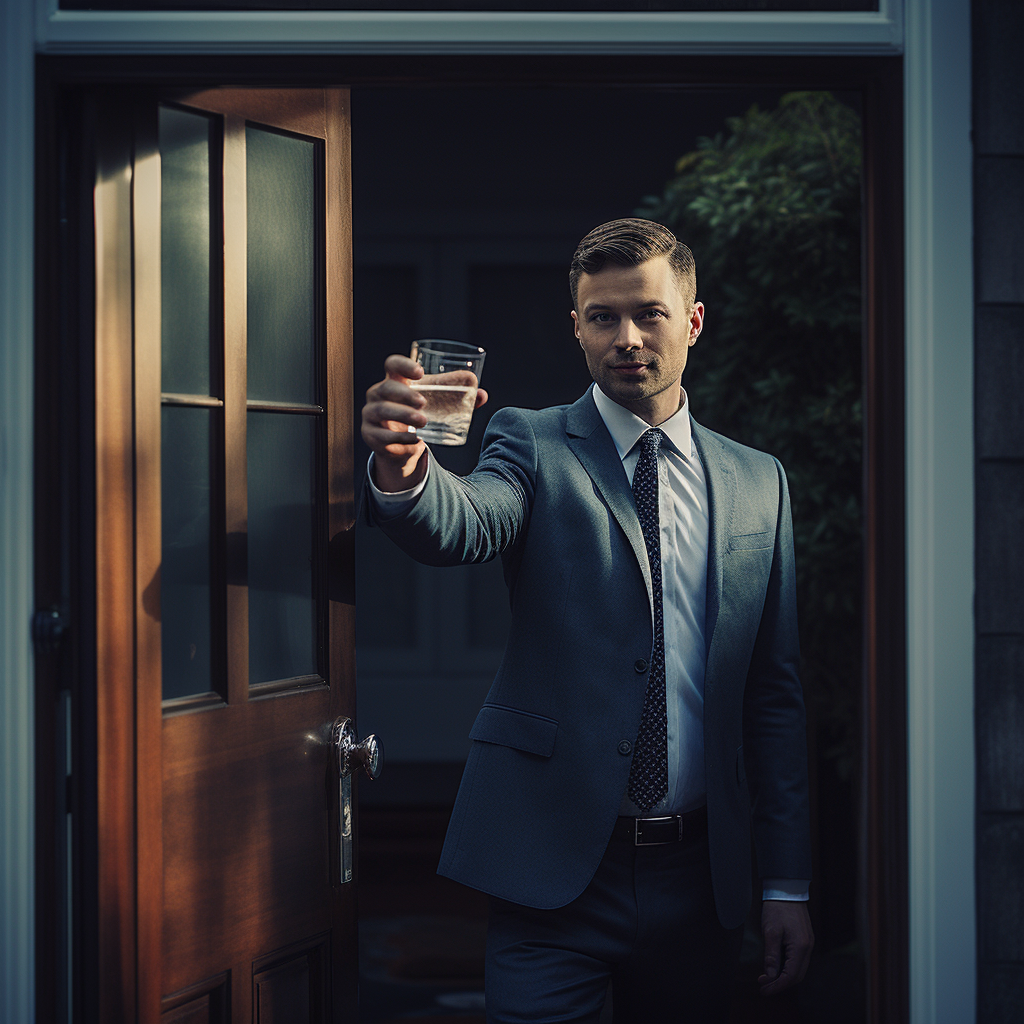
[[691, 419, 734, 663], [565, 389, 653, 607]]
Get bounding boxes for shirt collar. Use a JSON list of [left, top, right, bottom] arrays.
[[591, 383, 694, 463]]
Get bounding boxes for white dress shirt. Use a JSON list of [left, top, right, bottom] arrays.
[[591, 385, 710, 820], [368, 385, 808, 901]]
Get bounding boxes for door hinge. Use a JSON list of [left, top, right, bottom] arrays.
[[32, 608, 69, 650]]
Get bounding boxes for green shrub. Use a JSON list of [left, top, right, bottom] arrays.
[[638, 91, 863, 779]]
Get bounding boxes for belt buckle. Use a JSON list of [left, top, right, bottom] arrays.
[[633, 815, 678, 846]]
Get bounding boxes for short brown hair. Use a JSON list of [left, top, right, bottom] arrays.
[[569, 218, 696, 310]]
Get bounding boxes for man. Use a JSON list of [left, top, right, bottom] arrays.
[[361, 219, 813, 1023]]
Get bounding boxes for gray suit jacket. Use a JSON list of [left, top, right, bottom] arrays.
[[366, 387, 811, 928]]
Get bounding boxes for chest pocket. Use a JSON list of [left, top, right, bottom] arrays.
[[469, 703, 558, 758], [729, 531, 773, 551]]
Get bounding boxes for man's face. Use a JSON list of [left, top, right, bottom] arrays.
[[571, 255, 703, 426]]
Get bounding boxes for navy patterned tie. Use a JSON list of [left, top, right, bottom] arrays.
[[628, 428, 669, 812]]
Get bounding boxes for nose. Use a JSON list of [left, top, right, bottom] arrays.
[[615, 319, 643, 351]]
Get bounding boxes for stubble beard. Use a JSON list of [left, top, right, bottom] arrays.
[[592, 359, 689, 425]]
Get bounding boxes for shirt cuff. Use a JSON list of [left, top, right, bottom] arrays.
[[761, 879, 810, 902], [367, 453, 429, 512]]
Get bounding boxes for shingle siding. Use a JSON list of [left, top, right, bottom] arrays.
[[978, 963, 1024, 1024], [975, 306, 1024, 459], [973, 0, 1024, 154], [974, 159, 1024, 304], [974, 2, 1024, 1019], [976, 637, 1024, 812], [975, 464, 1024, 634]]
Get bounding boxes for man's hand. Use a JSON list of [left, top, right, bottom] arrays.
[[361, 355, 490, 494], [758, 900, 814, 996], [361, 354, 428, 492]]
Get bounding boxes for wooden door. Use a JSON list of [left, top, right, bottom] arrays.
[[93, 87, 357, 1023]]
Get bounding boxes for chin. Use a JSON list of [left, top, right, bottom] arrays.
[[602, 377, 649, 399]]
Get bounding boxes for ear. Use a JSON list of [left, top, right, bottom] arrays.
[[689, 302, 705, 346], [571, 309, 581, 341]]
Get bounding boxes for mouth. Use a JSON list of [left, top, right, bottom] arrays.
[[609, 362, 649, 376]]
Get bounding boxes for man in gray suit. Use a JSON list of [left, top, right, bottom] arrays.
[[361, 219, 813, 1022]]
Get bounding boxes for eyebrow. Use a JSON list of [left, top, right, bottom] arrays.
[[582, 299, 668, 315]]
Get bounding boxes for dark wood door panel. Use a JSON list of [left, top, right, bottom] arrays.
[[252, 936, 330, 1024], [162, 692, 335, 995], [161, 972, 230, 1024]]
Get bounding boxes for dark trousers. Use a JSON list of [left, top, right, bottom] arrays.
[[485, 825, 743, 1024]]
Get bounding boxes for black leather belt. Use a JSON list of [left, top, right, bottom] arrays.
[[611, 805, 708, 846]]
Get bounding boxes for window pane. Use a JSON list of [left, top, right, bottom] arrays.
[[247, 411, 318, 684], [160, 105, 213, 396], [246, 125, 318, 405], [161, 406, 213, 700]]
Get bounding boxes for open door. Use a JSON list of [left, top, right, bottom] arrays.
[[92, 86, 360, 1023]]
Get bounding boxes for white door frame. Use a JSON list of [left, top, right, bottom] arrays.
[[1, 1, 38, 1023], [1, 2, 973, 1022], [34, 0, 904, 53]]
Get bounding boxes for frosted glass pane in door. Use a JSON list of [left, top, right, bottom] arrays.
[[160, 105, 213, 396], [247, 411, 318, 684], [161, 406, 213, 700], [246, 125, 318, 405]]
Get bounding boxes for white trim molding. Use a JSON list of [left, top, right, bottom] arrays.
[[36, 0, 904, 55], [5, 3, 983, 1024], [0, 0, 36, 1019], [904, 1, 975, 1023]]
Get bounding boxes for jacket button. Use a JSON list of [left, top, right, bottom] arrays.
[[634, 659, 648, 673], [618, 740, 633, 756]]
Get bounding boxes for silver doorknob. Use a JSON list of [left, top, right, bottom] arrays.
[[332, 717, 383, 780], [331, 717, 383, 885]]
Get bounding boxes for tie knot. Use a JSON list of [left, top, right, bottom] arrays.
[[639, 428, 664, 456]]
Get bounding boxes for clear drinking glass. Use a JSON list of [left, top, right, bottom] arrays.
[[410, 339, 486, 446]]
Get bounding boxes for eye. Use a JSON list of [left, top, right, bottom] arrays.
[[639, 309, 665, 320], [590, 312, 614, 323]]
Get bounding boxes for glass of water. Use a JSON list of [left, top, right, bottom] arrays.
[[409, 339, 486, 446]]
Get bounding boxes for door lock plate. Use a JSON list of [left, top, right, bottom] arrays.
[[331, 717, 382, 884]]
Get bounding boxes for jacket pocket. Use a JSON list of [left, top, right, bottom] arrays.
[[729, 531, 773, 551], [469, 703, 558, 758]]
